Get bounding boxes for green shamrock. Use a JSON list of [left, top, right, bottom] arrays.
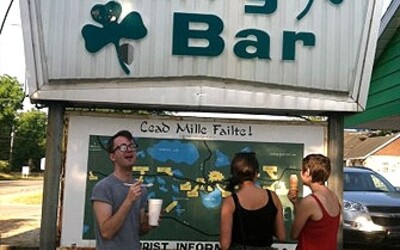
[[81, 1, 147, 74], [297, 0, 344, 21]]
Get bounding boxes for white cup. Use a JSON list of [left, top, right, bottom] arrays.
[[148, 199, 163, 226]]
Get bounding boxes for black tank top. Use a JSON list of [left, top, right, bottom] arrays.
[[231, 189, 277, 247]]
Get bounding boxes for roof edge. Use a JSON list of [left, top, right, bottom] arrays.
[[379, 0, 400, 36], [364, 133, 400, 158], [375, 1, 400, 61]]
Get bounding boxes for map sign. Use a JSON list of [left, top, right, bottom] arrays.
[[60, 114, 326, 248], [82, 135, 303, 248]]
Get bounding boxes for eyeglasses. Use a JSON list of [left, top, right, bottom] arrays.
[[111, 143, 139, 153]]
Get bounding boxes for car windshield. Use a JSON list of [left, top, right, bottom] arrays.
[[344, 171, 396, 192]]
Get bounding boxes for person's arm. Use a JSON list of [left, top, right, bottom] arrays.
[[220, 196, 234, 250], [271, 191, 286, 241], [289, 195, 314, 240], [93, 182, 142, 240]]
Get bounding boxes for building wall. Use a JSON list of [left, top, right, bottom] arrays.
[[364, 155, 400, 187], [345, 28, 400, 128]]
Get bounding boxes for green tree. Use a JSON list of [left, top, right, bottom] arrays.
[[11, 110, 47, 171], [0, 75, 24, 161]]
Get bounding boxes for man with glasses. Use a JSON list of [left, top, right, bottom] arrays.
[[91, 130, 154, 249]]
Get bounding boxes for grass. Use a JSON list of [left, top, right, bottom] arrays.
[[0, 172, 44, 205], [0, 172, 43, 181], [0, 172, 16, 180], [12, 193, 43, 205]]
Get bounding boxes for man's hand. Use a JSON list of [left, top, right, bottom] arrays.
[[126, 181, 142, 203], [139, 209, 163, 235]]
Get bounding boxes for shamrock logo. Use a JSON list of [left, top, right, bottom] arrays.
[[297, 0, 343, 20], [81, 1, 147, 74]]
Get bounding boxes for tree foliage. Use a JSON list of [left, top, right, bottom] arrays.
[[11, 110, 47, 171], [0, 75, 24, 161]]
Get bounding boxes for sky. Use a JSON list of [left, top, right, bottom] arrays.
[[0, 0, 394, 110], [0, 0, 28, 108], [0, 0, 24, 81]]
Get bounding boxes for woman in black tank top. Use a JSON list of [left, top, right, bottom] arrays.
[[220, 152, 286, 250]]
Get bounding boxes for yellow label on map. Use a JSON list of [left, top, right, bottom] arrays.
[[196, 178, 206, 184], [88, 171, 98, 181], [187, 185, 199, 197], [180, 182, 192, 191], [165, 201, 178, 213], [157, 167, 173, 176], [263, 165, 278, 179], [132, 166, 149, 175]]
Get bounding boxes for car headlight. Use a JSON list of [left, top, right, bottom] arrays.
[[343, 200, 367, 212], [343, 200, 383, 232]]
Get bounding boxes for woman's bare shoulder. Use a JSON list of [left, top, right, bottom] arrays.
[[222, 194, 235, 207], [301, 194, 320, 208]]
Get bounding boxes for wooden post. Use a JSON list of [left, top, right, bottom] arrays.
[[40, 102, 65, 250], [328, 113, 344, 250]]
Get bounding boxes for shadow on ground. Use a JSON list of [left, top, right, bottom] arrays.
[[0, 219, 39, 248]]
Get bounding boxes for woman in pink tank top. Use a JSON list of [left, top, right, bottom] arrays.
[[287, 154, 341, 250]]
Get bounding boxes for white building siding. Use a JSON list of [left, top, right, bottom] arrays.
[[364, 155, 400, 187]]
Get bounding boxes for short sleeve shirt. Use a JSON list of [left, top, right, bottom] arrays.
[[91, 175, 147, 250]]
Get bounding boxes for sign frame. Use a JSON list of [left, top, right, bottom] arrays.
[[60, 112, 327, 248]]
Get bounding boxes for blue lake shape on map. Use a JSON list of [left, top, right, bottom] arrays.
[[147, 140, 199, 164], [172, 169, 184, 178], [172, 184, 180, 194], [147, 191, 156, 199], [160, 185, 168, 193], [145, 177, 155, 184], [99, 137, 109, 147], [200, 188, 222, 209], [136, 151, 145, 158], [83, 224, 90, 234], [215, 149, 230, 168], [170, 197, 185, 216], [175, 204, 185, 216], [157, 176, 166, 186]]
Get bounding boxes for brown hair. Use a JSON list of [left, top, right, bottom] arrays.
[[302, 154, 331, 184], [106, 130, 135, 153], [225, 152, 259, 192]]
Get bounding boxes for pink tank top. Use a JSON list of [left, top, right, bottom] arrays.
[[296, 194, 340, 250]]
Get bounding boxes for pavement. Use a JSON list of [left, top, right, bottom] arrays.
[[0, 180, 43, 249]]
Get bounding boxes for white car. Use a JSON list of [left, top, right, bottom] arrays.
[[343, 166, 400, 248]]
